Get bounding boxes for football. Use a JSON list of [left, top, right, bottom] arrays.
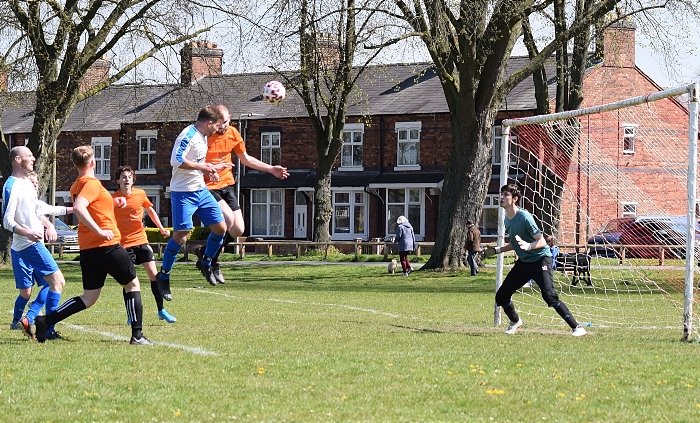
[[262, 81, 286, 104]]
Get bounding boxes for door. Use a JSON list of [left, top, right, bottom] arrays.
[[294, 191, 307, 238]]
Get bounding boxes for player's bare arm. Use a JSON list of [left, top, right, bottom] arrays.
[[238, 152, 289, 179], [146, 206, 171, 237], [73, 195, 114, 240]]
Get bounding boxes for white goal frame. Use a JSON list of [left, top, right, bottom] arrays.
[[495, 83, 699, 340]]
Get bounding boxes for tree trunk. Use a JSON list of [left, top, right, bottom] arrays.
[[424, 108, 497, 271], [313, 171, 333, 243]]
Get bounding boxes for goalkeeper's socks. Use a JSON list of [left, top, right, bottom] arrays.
[[553, 301, 577, 328], [502, 301, 520, 323]]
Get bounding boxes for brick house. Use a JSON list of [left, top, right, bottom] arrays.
[[1, 23, 691, 244]]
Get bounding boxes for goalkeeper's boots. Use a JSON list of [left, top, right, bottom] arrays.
[[571, 326, 588, 337], [504, 319, 523, 334]]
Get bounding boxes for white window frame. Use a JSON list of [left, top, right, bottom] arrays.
[[492, 125, 518, 165], [331, 190, 368, 240], [91, 137, 112, 180], [622, 124, 637, 154], [261, 132, 281, 165], [394, 122, 421, 171], [481, 194, 500, 236], [136, 130, 158, 175], [339, 123, 364, 171], [621, 202, 637, 217], [250, 189, 284, 237], [386, 187, 424, 240]]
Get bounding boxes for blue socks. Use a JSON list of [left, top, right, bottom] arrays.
[[160, 239, 181, 277], [13, 295, 29, 321], [26, 285, 49, 324], [203, 233, 225, 265]]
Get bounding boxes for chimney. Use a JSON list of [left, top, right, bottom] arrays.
[[600, 19, 636, 68], [80, 56, 111, 93], [180, 41, 223, 85]]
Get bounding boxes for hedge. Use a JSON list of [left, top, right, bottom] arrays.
[[144, 226, 211, 243]]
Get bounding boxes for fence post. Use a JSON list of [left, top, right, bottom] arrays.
[[659, 246, 664, 266], [416, 244, 421, 257], [619, 246, 626, 265], [268, 243, 273, 258], [58, 244, 64, 259], [296, 243, 301, 259], [240, 243, 246, 259], [324, 243, 329, 260], [383, 242, 389, 260]]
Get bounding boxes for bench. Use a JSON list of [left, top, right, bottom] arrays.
[[555, 253, 592, 286]]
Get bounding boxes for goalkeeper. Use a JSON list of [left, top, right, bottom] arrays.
[[485, 183, 587, 337]]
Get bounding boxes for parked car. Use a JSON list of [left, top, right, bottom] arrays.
[[47, 219, 79, 252], [587, 217, 635, 257], [588, 215, 700, 259]]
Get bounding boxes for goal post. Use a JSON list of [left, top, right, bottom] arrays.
[[495, 83, 700, 340]]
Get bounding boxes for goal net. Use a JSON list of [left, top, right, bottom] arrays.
[[496, 84, 699, 339]]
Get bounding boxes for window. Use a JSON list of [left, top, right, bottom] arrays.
[[332, 191, 367, 239], [492, 126, 518, 165], [395, 122, 421, 170], [622, 124, 637, 154], [137, 130, 157, 173], [386, 188, 423, 238], [340, 123, 364, 170], [621, 202, 637, 217], [481, 194, 500, 236], [91, 137, 112, 180], [250, 189, 284, 237], [261, 132, 281, 165]]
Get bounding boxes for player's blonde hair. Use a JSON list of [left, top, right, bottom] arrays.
[[71, 145, 94, 169]]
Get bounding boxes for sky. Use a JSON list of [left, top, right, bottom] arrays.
[[635, 32, 700, 89]]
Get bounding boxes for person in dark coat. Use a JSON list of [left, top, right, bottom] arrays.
[[465, 220, 481, 276], [395, 216, 416, 276]]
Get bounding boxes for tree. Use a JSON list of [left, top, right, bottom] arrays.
[[389, 0, 627, 270], [273, 0, 387, 242], [0, 0, 221, 262]]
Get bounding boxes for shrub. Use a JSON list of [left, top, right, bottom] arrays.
[[144, 226, 211, 242]]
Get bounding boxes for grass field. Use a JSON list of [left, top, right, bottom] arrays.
[[2, 262, 700, 422]]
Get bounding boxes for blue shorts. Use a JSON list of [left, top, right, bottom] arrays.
[[171, 188, 224, 231], [11, 243, 59, 289]]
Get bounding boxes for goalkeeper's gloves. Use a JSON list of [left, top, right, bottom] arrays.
[[515, 235, 532, 251], [482, 246, 501, 258]]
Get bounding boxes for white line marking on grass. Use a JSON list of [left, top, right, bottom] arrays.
[[61, 323, 220, 356], [187, 288, 401, 318]]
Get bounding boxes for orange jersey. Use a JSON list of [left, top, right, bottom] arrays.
[[70, 175, 121, 250], [204, 125, 246, 190], [112, 188, 153, 248]]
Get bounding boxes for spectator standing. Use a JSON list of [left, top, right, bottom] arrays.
[[546, 235, 560, 271], [465, 220, 481, 276], [395, 216, 416, 276]]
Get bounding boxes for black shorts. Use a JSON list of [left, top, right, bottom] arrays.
[[124, 243, 155, 265], [209, 185, 240, 212], [80, 244, 137, 290]]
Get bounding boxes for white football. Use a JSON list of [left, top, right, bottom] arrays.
[[262, 81, 286, 104]]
